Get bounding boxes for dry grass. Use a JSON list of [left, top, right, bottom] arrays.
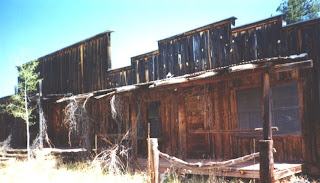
[[0, 155, 319, 183], [0, 156, 148, 183]]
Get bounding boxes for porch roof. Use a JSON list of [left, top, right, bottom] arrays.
[[53, 53, 312, 103]]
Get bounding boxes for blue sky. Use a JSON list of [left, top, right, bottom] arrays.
[[0, 0, 281, 97]]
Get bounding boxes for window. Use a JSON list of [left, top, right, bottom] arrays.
[[147, 101, 162, 138], [236, 87, 263, 130], [271, 83, 301, 135], [236, 83, 301, 135]]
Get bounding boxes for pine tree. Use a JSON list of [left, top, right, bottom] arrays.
[[277, 0, 320, 24], [1, 60, 40, 160]]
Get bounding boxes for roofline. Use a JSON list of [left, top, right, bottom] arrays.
[[283, 17, 320, 29], [131, 50, 160, 61], [0, 95, 13, 100], [158, 17, 237, 43], [38, 30, 113, 60], [107, 66, 132, 74], [232, 14, 283, 33]]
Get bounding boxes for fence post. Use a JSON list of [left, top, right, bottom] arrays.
[[148, 138, 160, 183]]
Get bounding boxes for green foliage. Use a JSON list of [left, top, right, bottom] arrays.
[[1, 60, 40, 125], [277, 0, 320, 24]]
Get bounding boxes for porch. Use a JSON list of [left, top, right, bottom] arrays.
[[136, 158, 302, 180]]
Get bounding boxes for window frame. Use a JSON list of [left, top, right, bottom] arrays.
[[233, 80, 303, 136]]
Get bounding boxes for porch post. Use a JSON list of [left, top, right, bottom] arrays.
[[148, 138, 160, 183], [260, 71, 275, 183]]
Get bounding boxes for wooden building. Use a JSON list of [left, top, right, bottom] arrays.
[[1, 15, 320, 176]]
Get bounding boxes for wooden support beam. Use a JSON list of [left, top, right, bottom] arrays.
[[274, 59, 312, 73], [148, 138, 160, 183], [260, 140, 275, 183], [260, 71, 275, 183], [262, 72, 272, 140]]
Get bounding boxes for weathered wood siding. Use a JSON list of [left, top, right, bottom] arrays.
[[38, 32, 111, 95], [120, 69, 308, 162]]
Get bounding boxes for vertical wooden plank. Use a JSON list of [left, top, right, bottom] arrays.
[[202, 85, 210, 156], [206, 30, 212, 69], [142, 102, 147, 155], [172, 39, 178, 75], [171, 91, 179, 156], [229, 82, 238, 158], [222, 82, 231, 159], [213, 84, 222, 159], [193, 34, 200, 72], [187, 36, 195, 74], [95, 39, 100, 90], [148, 56, 153, 82], [131, 102, 137, 160], [80, 44, 84, 93], [145, 58, 149, 83], [106, 32, 112, 70], [180, 38, 187, 75], [178, 88, 187, 160]]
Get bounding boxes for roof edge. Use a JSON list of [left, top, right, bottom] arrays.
[[131, 50, 160, 61], [38, 30, 113, 61], [283, 17, 320, 29], [158, 17, 237, 43], [232, 14, 283, 32]]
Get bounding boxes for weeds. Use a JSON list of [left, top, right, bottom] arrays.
[[92, 131, 131, 175], [0, 134, 11, 153], [62, 99, 81, 146]]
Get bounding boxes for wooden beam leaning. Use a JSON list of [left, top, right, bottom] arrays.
[[260, 71, 275, 183], [158, 148, 276, 170]]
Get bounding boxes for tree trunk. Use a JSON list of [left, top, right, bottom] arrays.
[[39, 80, 43, 149], [25, 83, 31, 160]]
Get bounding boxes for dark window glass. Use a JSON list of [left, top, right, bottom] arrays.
[[147, 101, 162, 138], [236, 87, 263, 130], [236, 83, 301, 135]]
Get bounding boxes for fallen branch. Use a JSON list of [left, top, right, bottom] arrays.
[[159, 148, 276, 170]]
